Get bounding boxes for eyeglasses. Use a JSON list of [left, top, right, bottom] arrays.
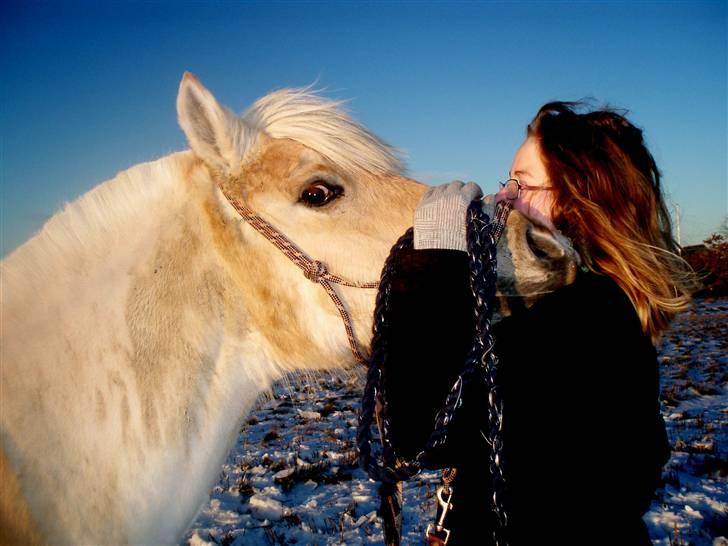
[[498, 178, 553, 201]]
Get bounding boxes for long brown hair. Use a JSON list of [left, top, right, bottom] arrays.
[[528, 101, 697, 343]]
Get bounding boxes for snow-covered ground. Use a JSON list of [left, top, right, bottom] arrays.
[[184, 298, 727, 545]]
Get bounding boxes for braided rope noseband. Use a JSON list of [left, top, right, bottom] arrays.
[[357, 199, 512, 545], [217, 185, 379, 366]]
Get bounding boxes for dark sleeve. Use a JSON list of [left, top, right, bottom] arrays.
[[494, 273, 670, 540], [382, 248, 487, 465], [382, 248, 496, 543]]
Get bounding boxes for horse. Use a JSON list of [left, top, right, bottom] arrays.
[[0, 73, 579, 545]]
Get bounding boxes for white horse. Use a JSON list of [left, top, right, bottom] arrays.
[[0, 73, 577, 545]]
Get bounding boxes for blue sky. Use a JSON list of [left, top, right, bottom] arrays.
[[1, 0, 726, 256]]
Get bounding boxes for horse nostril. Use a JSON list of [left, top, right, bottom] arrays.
[[525, 225, 552, 261]]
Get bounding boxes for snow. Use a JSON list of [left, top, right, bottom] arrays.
[[249, 495, 287, 521], [297, 409, 322, 421], [183, 298, 727, 545]]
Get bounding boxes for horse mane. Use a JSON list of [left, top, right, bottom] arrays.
[[243, 87, 406, 176]]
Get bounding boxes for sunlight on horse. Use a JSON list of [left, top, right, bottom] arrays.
[[0, 73, 578, 545]]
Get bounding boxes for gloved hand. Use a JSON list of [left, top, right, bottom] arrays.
[[414, 180, 484, 252]]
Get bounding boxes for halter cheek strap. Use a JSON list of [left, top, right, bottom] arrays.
[[217, 184, 379, 366]]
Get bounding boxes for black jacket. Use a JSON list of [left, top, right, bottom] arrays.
[[382, 249, 670, 545]]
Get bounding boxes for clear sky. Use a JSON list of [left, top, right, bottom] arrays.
[[1, 0, 726, 256]]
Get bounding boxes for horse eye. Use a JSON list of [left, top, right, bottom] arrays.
[[300, 180, 343, 207]]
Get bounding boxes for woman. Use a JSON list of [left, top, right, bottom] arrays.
[[384, 102, 696, 545]]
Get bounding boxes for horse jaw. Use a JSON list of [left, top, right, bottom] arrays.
[[203, 134, 427, 373]]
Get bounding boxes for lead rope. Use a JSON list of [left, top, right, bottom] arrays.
[[217, 185, 379, 366], [357, 199, 512, 546]]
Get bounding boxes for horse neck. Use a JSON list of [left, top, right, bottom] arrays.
[[0, 151, 283, 543], [109, 155, 292, 542]]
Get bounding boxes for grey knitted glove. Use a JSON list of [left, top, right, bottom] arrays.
[[414, 180, 484, 252]]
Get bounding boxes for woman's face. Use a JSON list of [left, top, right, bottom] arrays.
[[497, 136, 555, 230]]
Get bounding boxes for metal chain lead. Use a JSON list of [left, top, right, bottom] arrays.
[[468, 202, 508, 546], [357, 201, 510, 545]]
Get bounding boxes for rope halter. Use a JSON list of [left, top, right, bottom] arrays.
[[216, 183, 379, 366]]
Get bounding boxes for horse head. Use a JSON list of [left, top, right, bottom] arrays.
[[176, 73, 427, 372], [177, 74, 578, 373]]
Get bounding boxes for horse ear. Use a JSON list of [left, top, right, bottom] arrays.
[[177, 72, 246, 175]]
